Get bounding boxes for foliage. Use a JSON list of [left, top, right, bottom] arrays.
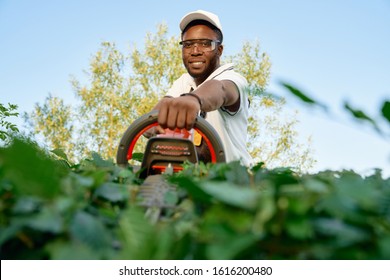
[[248, 96, 314, 172], [0, 103, 19, 144], [23, 95, 74, 157], [226, 42, 314, 171], [278, 82, 390, 139], [24, 24, 314, 171], [70, 41, 131, 160], [1, 138, 389, 260], [24, 25, 184, 162]]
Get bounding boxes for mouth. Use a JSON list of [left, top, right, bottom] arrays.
[[189, 61, 205, 68]]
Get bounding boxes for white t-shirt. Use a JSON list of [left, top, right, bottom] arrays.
[[166, 63, 253, 166]]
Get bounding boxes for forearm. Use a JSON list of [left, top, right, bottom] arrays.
[[193, 80, 239, 112], [151, 79, 239, 130]]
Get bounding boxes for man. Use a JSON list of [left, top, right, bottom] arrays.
[[151, 10, 252, 166]]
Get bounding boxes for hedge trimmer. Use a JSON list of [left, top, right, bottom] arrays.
[[116, 110, 225, 221]]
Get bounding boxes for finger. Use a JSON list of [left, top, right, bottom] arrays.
[[186, 110, 197, 130], [158, 103, 169, 128], [176, 108, 187, 129], [155, 125, 165, 134], [166, 108, 179, 130], [144, 125, 165, 138]]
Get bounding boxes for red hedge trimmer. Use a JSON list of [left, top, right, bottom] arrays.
[[116, 110, 225, 177], [116, 110, 226, 221]]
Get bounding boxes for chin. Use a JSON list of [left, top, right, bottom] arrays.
[[189, 72, 207, 82], [188, 69, 204, 78]]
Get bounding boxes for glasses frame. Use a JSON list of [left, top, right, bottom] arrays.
[[179, 39, 221, 52]]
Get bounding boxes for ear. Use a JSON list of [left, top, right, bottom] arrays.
[[217, 44, 224, 57]]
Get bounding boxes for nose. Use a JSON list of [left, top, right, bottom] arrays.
[[191, 44, 202, 55]]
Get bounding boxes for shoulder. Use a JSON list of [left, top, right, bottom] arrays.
[[214, 64, 249, 115], [167, 73, 195, 97], [211, 63, 248, 88], [174, 73, 193, 84]]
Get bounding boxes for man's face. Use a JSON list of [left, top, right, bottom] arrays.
[[181, 24, 223, 85]]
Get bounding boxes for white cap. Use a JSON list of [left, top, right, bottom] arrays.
[[179, 10, 223, 34]]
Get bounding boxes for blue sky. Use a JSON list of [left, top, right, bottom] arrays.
[[1, 0, 389, 176]]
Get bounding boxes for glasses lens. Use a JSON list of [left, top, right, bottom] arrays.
[[180, 40, 219, 51]]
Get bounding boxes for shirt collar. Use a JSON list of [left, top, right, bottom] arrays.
[[187, 63, 235, 90]]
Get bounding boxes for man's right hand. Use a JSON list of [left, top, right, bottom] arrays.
[[157, 95, 201, 131]]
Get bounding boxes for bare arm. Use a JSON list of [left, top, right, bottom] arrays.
[[193, 79, 240, 112], [157, 79, 240, 130]]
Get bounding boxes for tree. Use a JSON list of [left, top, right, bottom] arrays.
[[227, 41, 314, 171], [23, 95, 75, 158], [0, 102, 19, 145], [70, 41, 130, 160], [25, 23, 314, 170]]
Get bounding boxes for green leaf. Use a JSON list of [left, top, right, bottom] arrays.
[[118, 207, 156, 259], [344, 102, 382, 134], [315, 218, 370, 247], [93, 182, 128, 203], [0, 224, 22, 247], [170, 176, 213, 203], [250, 161, 265, 173], [286, 218, 313, 239], [69, 211, 111, 250], [202, 204, 254, 233], [302, 178, 329, 194], [381, 100, 390, 124], [223, 161, 251, 185], [91, 152, 114, 168], [71, 173, 95, 188], [46, 240, 100, 260], [51, 148, 69, 161], [132, 152, 144, 162], [27, 208, 63, 234], [280, 82, 328, 110], [0, 139, 63, 198], [118, 168, 134, 179], [12, 196, 42, 214], [206, 229, 258, 259], [379, 236, 390, 259], [316, 192, 356, 219], [200, 181, 260, 211], [254, 166, 298, 186], [253, 193, 276, 234], [164, 190, 179, 206], [336, 173, 380, 210]]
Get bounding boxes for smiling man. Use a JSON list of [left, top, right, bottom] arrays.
[[152, 10, 252, 166]]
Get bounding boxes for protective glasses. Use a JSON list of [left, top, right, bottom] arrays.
[[179, 39, 221, 52]]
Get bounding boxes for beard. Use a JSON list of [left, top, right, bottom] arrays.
[[183, 54, 220, 85]]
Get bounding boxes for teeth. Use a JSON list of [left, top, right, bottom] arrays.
[[192, 62, 203, 65]]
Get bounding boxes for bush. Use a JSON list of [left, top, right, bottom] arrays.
[[0, 138, 389, 259]]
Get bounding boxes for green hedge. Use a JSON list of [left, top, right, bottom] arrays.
[[1, 139, 389, 259]]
